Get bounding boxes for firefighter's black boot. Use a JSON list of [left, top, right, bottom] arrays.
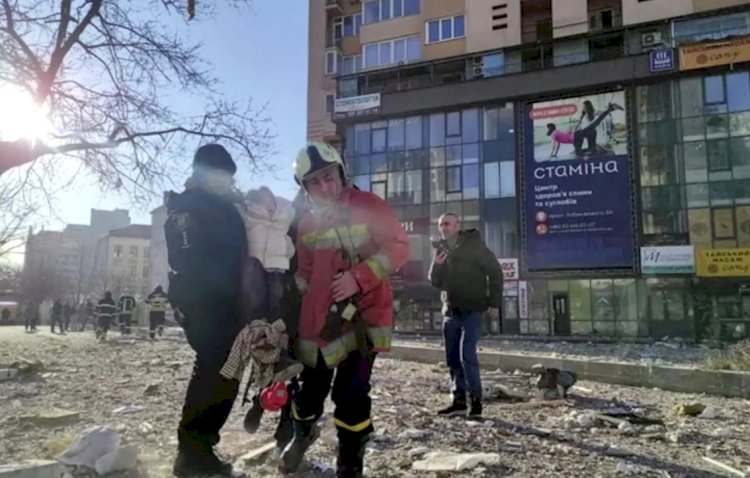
[[278, 419, 319, 473], [336, 431, 369, 478]]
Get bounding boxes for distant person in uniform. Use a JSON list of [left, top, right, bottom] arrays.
[[95, 291, 117, 340], [79, 299, 95, 331], [146, 285, 168, 339], [24, 301, 39, 332], [1, 307, 10, 324], [117, 293, 137, 335], [62, 301, 75, 332], [51, 299, 64, 334]]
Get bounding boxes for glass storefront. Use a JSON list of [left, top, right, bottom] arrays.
[[637, 71, 750, 340], [344, 103, 519, 286], [343, 68, 750, 340]]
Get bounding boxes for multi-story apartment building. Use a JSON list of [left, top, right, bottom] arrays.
[[308, 0, 750, 340], [93, 225, 152, 298]]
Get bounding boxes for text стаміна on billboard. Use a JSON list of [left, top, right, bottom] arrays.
[[523, 90, 634, 272]]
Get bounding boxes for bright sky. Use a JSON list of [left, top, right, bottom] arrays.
[[52, 1, 308, 226]]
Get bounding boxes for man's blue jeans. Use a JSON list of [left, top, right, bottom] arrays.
[[442, 310, 483, 402]]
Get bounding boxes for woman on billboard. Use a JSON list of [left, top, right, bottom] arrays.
[[546, 100, 623, 159]]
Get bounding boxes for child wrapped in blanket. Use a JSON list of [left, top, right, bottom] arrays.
[[220, 186, 303, 433]]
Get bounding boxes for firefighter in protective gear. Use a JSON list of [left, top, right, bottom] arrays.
[[279, 142, 409, 477], [117, 293, 136, 335], [146, 285, 168, 339]]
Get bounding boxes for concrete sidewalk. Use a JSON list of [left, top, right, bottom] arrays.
[[390, 343, 750, 399]]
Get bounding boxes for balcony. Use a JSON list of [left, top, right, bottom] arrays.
[[335, 23, 662, 100], [326, 0, 344, 16]]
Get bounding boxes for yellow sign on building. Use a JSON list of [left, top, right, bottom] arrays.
[[680, 35, 750, 71], [696, 248, 750, 277]]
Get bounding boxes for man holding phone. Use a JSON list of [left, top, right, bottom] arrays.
[[428, 212, 503, 418]]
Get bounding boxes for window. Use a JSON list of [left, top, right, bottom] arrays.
[[429, 113, 445, 147], [372, 122, 387, 153], [707, 139, 730, 171], [343, 13, 362, 37], [405, 116, 422, 150], [673, 12, 750, 45], [388, 118, 405, 151], [340, 55, 362, 75], [129, 246, 138, 258], [372, 181, 387, 199], [426, 15, 465, 44], [363, 0, 420, 24], [143, 266, 150, 279], [500, 161, 515, 197], [484, 163, 500, 198], [446, 166, 461, 193], [727, 72, 750, 113], [144, 247, 150, 259], [326, 94, 335, 114], [325, 49, 339, 75], [113, 245, 123, 258], [129, 265, 137, 279], [463, 164, 479, 199], [355, 123, 371, 154], [446, 111, 461, 137], [362, 36, 421, 69]]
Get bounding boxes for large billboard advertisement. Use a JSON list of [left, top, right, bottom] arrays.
[[523, 90, 635, 272]]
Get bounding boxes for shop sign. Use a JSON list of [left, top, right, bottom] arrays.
[[333, 93, 380, 119], [518, 281, 529, 319], [503, 281, 518, 297], [649, 48, 675, 72], [680, 35, 750, 71], [498, 258, 519, 281], [696, 248, 750, 277], [641, 246, 695, 274]]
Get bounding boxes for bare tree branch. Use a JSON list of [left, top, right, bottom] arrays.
[[0, 0, 273, 201]]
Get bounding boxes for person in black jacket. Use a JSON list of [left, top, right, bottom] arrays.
[[63, 302, 75, 332], [95, 292, 117, 340], [50, 299, 64, 334], [164, 144, 247, 477], [428, 212, 503, 419]]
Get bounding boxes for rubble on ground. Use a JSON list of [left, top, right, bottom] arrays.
[[0, 327, 749, 477]]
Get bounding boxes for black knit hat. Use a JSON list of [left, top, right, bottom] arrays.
[[193, 144, 237, 175]]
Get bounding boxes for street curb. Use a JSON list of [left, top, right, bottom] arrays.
[[390, 344, 750, 399]]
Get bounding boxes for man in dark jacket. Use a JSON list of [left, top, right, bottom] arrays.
[[428, 212, 503, 418], [51, 299, 64, 334], [63, 302, 75, 331], [164, 144, 247, 477], [24, 300, 38, 332]]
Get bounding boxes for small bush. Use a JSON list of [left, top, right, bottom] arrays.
[[707, 340, 750, 371]]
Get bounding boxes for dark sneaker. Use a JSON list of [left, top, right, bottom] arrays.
[[437, 400, 467, 417], [243, 394, 264, 434], [279, 421, 320, 473], [173, 448, 233, 477], [468, 398, 483, 418]]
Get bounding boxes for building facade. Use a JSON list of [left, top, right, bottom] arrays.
[[93, 225, 152, 298], [308, 0, 750, 340], [149, 203, 169, 294]]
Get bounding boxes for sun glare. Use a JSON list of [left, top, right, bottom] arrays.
[[0, 86, 53, 142]]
